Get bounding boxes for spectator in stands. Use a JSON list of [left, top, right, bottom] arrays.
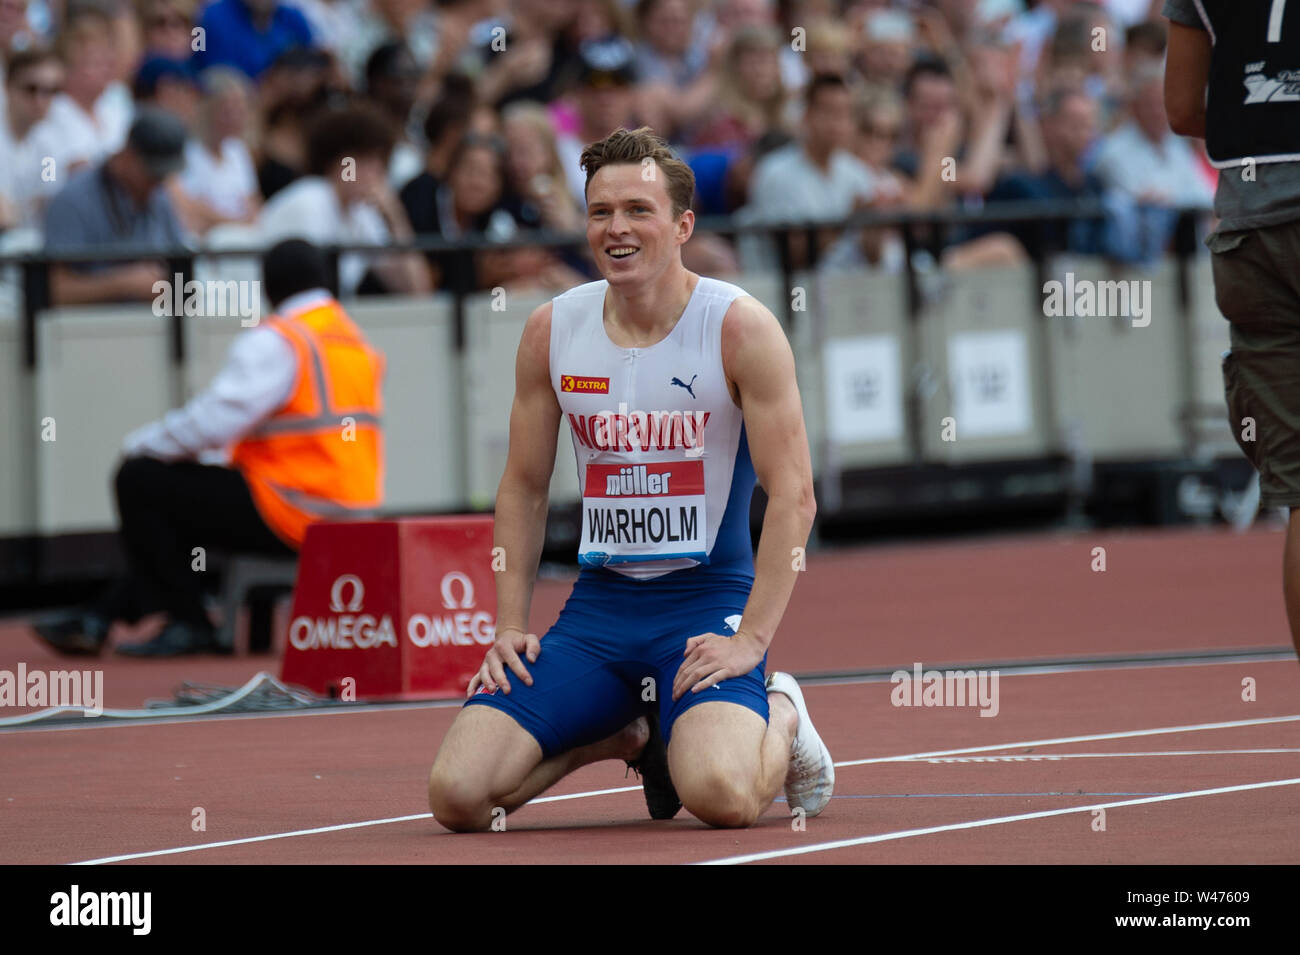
[[634, 0, 708, 87], [555, 36, 741, 273], [136, 0, 197, 60], [502, 101, 584, 235], [42, 107, 190, 305], [257, 45, 342, 115], [254, 47, 347, 200], [475, 0, 583, 110], [43, 6, 133, 167], [401, 130, 522, 293], [414, 0, 494, 106], [499, 99, 593, 286], [976, 87, 1124, 259], [132, 54, 199, 126], [192, 0, 315, 80], [363, 41, 424, 188], [569, 0, 636, 48], [852, 85, 907, 207], [801, 17, 853, 83], [1003, 0, 1074, 98], [742, 73, 875, 268], [340, 0, 439, 87], [402, 72, 475, 202], [894, 57, 961, 183], [853, 7, 917, 89], [260, 105, 432, 296], [31, 239, 386, 657], [0, 47, 66, 234], [681, 23, 788, 153], [256, 98, 307, 200], [0, 0, 38, 64], [1123, 18, 1167, 75], [292, 0, 362, 59], [555, 36, 645, 207], [1032, 3, 1125, 130], [1092, 60, 1213, 262], [175, 67, 262, 233], [870, 53, 1030, 270]]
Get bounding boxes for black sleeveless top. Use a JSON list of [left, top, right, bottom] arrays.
[[1199, 0, 1300, 166]]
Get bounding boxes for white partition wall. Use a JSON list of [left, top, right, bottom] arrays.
[[918, 266, 1053, 462], [791, 268, 911, 478], [0, 312, 35, 536], [1043, 257, 1187, 460], [0, 253, 1239, 544], [349, 296, 462, 511], [461, 288, 579, 509], [34, 306, 178, 533]]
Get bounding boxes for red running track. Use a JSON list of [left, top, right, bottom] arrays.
[[1, 525, 1297, 864]]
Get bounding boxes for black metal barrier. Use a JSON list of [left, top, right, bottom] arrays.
[[3, 198, 1178, 369]]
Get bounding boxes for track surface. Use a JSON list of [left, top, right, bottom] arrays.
[[2, 525, 1298, 864]]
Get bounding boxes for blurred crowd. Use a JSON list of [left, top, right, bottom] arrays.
[[0, 0, 1216, 303]]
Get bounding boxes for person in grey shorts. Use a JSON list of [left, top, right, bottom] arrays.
[[1164, 0, 1300, 658]]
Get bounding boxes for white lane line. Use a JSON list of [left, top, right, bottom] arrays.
[[834, 714, 1300, 767], [924, 748, 1300, 762], [810, 652, 1296, 686], [694, 777, 1300, 865], [70, 786, 643, 865], [66, 714, 1300, 864]]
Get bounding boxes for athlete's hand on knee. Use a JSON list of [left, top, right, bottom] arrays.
[[672, 630, 764, 700], [467, 627, 541, 697]]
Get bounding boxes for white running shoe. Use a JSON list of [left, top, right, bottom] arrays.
[[766, 671, 834, 817]]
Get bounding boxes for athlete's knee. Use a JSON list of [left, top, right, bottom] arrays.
[[678, 772, 761, 829], [427, 764, 494, 832]]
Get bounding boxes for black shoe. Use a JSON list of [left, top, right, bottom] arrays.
[[32, 611, 110, 656], [626, 710, 682, 820], [116, 620, 217, 657]]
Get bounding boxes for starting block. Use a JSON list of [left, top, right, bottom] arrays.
[[280, 516, 497, 700]]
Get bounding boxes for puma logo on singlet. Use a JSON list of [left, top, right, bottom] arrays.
[[671, 374, 698, 399]]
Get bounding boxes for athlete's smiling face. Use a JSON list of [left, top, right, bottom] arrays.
[[586, 162, 693, 288]]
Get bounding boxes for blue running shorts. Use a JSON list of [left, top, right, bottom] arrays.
[[463, 565, 770, 759]]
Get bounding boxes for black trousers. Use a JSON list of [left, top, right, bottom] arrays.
[[95, 458, 296, 630]]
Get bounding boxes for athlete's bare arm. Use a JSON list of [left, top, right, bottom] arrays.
[[468, 302, 561, 697], [671, 295, 817, 699], [1165, 21, 1211, 139]]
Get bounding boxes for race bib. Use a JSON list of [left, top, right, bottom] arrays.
[[579, 460, 706, 566]]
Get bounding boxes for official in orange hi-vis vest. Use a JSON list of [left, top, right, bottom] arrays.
[[32, 239, 385, 658]]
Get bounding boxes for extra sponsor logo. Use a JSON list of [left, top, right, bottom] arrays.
[[560, 374, 610, 394]]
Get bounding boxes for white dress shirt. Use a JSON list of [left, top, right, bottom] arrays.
[[121, 289, 334, 461], [42, 82, 132, 168]]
